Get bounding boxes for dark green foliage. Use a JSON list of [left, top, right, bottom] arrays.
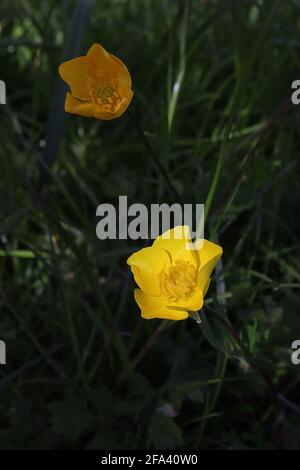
[[0, 0, 300, 450]]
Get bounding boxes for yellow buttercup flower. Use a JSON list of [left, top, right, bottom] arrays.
[[127, 226, 223, 320], [59, 43, 133, 120]]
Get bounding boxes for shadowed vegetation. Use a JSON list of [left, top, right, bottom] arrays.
[[0, 0, 300, 449]]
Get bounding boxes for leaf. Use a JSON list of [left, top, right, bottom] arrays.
[[0, 249, 35, 258], [200, 310, 239, 357], [246, 320, 257, 354]]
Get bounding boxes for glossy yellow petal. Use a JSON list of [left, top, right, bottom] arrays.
[[86, 44, 130, 80], [64, 93, 99, 118], [134, 289, 188, 320], [127, 247, 170, 296], [167, 287, 204, 312], [203, 277, 211, 298], [58, 56, 89, 101], [153, 226, 198, 267], [196, 239, 223, 269], [85, 44, 113, 90], [86, 43, 112, 77], [86, 44, 133, 114], [110, 53, 133, 93], [59, 43, 133, 120], [64, 93, 94, 117], [196, 239, 222, 289], [64, 92, 130, 120], [106, 91, 134, 119], [128, 229, 223, 321]]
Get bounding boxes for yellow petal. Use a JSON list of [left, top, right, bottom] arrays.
[[196, 239, 222, 289], [86, 43, 133, 114], [59, 43, 133, 120], [86, 43, 111, 66], [86, 43, 115, 81], [110, 53, 133, 94], [196, 239, 223, 269], [64, 92, 96, 117], [108, 91, 134, 118], [59, 56, 89, 101], [153, 226, 198, 267], [134, 289, 188, 320], [86, 44, 132, 88], [64, 92, 130, 120], [127, 246, 170, 296], [167, 287, 204, 312], [203, 277, 211, 297]]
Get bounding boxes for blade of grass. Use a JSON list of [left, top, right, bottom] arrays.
[[205, 0, 282, 221]]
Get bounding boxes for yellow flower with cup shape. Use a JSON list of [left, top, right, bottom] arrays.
[[59, 43, 133, 120], [127, 226, 223, 320]]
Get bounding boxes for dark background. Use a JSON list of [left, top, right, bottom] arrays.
[[0, 0, 300, 449]]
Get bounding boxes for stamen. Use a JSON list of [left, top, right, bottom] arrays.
[[159, 260, 197, 302], [87, 79, 121, 112]]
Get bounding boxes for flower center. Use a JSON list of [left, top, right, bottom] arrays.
[[159, 260, 197, 302], [89, 82, 121, 112]]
